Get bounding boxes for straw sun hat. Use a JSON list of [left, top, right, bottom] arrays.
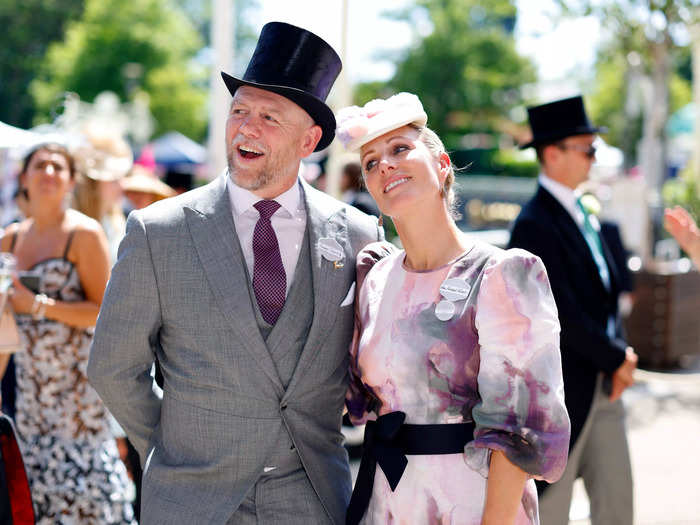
[[121, 166, 176, 201], [73, 130, 133, 181]]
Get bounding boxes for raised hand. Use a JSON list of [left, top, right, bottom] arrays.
[[664, 206, 700, 267]]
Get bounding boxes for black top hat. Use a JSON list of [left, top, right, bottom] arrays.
[[221, 22, 342, 151], [520, 95, 606, 149]]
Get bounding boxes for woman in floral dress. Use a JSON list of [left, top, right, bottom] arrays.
[[336, 94, 570, 525], [0, 143, 135, 524]]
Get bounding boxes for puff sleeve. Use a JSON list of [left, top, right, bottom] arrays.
[[345, 241, 398, 425], [465, 249, 570, 482]]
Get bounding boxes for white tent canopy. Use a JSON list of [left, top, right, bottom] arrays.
[[0, 121, 42, 225], [0, 120, 39, 150]]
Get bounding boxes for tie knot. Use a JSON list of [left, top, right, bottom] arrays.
[[254, 200, 281, 220]]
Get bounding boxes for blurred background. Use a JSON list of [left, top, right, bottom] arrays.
[[1, 1, 699, 522]]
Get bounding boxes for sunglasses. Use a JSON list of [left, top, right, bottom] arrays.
[[557, 142, 596, 159]]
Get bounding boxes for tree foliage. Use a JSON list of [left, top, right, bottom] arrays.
[[587, 52, 691, 167], [354, 0, 535, 148], [0, 0, 84, 128], [172, 0, 260, 73], [555, 0, 696, 170], [30, 0, 207, 140]]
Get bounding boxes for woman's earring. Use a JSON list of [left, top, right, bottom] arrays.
[[377, 214, 383, 228]]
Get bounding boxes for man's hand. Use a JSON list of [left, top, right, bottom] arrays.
[[609, 347, 637, 402]]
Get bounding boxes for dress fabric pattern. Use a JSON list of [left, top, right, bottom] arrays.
[[14, 258, 135, 524], [346, 242, 570, 525]]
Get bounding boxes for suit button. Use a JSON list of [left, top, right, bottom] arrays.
[[280, 403, 288, 411]]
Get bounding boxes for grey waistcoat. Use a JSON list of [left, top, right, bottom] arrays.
[[244, 227, 313, 477], [247, 227, 313, 388]]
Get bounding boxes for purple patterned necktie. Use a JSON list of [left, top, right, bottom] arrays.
[[252, 200, 286, 325]]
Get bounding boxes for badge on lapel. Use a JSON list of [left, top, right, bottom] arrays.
[[318, 237, 345, 269]]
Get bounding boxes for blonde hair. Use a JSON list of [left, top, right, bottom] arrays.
[[72, 173, 125, 225], [72, 175, 101, 220], [409, 124, 458, 217]]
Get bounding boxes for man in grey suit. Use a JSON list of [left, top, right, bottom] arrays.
[[88, 22, 382, 525]]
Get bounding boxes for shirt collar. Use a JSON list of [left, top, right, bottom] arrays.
[[538, 173, 583, 226], [226, 172, 303, 218]]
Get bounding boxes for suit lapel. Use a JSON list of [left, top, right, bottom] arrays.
[[284, 183, 350, 398], [183, 176, 284, 395], [598, 228, 620, 293], [537, 186, 610, 294]]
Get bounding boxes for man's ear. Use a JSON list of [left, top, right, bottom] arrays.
[[300, 125, 323, 157], [542, 144, 559, 167]]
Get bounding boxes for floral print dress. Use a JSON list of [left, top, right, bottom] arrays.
[[346, 241, 570, 525], [14, 257, 135, 524]]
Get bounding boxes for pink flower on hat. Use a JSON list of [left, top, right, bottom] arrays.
[[336, 92, 428, 151]]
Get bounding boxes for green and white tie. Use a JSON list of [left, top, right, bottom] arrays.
[[576, 198, 610, 290]]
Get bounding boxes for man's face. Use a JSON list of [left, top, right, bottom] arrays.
[[543, 134, 596, 189], [225, 86, 321, 197]]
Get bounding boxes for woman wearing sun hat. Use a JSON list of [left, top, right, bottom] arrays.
[[338, 93, 570, 525], [72, 130, 133, 264], [120, 165, 176, 210]]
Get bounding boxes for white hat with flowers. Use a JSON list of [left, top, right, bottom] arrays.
[[335, 92, 428, 151]]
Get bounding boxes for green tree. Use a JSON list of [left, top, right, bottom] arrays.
[[554, 0, 697, 186], [171, 0, 260, 73], [587, 50, 691, 168], [355, 0, 536, 149], [30, 0, 207, 140], [0, 0, 84, 128]]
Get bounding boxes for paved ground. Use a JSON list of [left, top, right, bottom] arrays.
[[349, 367, 700, 524], [569, 367, 700, 525]]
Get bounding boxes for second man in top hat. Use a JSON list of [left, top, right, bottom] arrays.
[[509, 96, 637, 525], [89, 22, 383, 524]]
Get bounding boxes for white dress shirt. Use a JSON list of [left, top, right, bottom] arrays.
[[538, 173, 605, 246], [226, 174, 307, 297], [538, 174, 585, 229]]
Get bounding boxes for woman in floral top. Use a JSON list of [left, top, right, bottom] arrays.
[[336, 93, 570, 525]]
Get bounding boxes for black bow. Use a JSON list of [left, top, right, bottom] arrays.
[[346, 411, 407, 525]]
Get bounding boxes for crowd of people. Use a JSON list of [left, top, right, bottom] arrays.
[[0, 20, 697, 525], [0, 133, 188, 523]]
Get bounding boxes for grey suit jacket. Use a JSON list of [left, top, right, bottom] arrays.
[[87, 174, 382, 524]]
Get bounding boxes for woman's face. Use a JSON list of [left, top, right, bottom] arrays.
[[359, 125, 447, 219], [22, 149, 74, 206]]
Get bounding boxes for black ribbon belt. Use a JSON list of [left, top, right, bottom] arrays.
[[346, 411, 475, 525]]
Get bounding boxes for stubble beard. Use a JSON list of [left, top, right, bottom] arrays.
[[226, 139, 302, 192], [226, 143, 281, 191]]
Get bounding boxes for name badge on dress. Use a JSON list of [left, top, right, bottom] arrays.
[[435, 278, 471, 321], [439, 278, 470, 301], [435, 300, 456, 321]]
